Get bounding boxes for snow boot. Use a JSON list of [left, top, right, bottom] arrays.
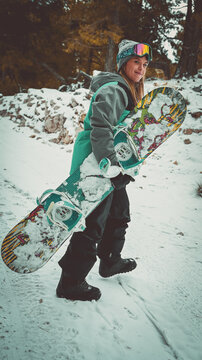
[[56, 271, 101, 301], [99, 257, 137, 278]]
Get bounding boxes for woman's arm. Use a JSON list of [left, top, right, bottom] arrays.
[[90, 84, 128, 166]]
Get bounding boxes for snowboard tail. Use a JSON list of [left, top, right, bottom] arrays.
[[1, 168, 113, 273]]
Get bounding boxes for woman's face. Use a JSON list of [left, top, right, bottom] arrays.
[[124, 56, 148, 83]]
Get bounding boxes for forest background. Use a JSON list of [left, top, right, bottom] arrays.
[[0, 0, 201, 96]]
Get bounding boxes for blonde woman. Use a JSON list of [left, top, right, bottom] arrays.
[[57, 39, 152, 301]]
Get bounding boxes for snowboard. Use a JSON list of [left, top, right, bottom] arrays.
[[1, 87, 187, 273]]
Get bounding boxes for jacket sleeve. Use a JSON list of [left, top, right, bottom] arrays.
[[90, 84, 128, 166]]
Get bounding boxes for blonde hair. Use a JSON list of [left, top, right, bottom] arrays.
[[119, 67, 145, 106]]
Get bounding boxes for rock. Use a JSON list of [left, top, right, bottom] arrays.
[[58, 128, 73, 144], [44, 114, 64, 133], [183, 128, 193, 135], [70, 98, 78, 107], [191, 111, 202, 118], [196, 184, 202, 198], [79, 113, 86, 124], [192, 85, 201, 93], [184, 139, 191, 144]]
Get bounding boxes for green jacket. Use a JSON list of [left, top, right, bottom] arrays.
[[70, 72, 134, 175]]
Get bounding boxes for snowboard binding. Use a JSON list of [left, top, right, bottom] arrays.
[[114, 128, 143, 177], [99, 128, 143, 179], [37, 190, 85, 232]]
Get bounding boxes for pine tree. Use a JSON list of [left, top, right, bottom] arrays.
[[174, 0, 202, 78], [1, 0, 194, 94], [0, 0, 71, 94]]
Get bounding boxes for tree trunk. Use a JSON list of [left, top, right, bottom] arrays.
[[104, 37, 116, 72], [40, 62, 67, 84], [174, 0, 201, 78], [86, 47, 93, 75], [104, 0, 120, 72]]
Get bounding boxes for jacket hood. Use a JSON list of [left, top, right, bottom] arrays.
[[90, 71, 129, 93]]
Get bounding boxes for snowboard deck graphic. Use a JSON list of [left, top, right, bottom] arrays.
[[1, 87, 187, 273]]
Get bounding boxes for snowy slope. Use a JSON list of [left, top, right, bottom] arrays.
[[0, 73, 202, 360]]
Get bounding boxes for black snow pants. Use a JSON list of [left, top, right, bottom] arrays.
[[58, 187, 130, 282]]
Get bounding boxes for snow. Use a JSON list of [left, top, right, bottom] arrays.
[[0, 72, 202, 360]]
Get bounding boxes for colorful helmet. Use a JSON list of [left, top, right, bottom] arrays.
[[117, 39, 152, 72]]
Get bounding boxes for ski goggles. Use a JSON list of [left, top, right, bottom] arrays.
[[117, 43, 152, 62]]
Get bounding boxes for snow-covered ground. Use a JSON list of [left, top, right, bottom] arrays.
[[0, 72, 202, 360]]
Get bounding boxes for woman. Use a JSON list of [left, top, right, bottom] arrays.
[[56, 39, 152, 301]]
